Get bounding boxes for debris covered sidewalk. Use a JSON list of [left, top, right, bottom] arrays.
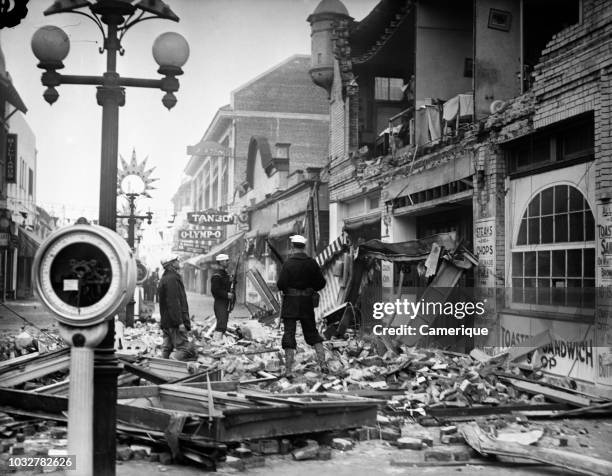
[[2, 309, 612, 474]]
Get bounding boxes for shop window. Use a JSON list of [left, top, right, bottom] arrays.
[[512, 185, 595, 311]]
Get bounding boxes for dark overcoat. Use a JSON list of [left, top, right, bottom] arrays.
[[277, 252, 326, 319], [211, 268, 231, 302], [158, 269, 190, 330]]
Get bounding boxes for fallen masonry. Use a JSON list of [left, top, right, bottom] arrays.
[[1, 314, 612, 472]]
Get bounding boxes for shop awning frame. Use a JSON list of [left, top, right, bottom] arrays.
[[183, 232, 245, 267], [0, 75, 27, 115]]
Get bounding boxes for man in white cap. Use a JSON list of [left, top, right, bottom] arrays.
[[277, 234, 327, 377], [157, 256, 193, 360], [211, 253, 234, 341]]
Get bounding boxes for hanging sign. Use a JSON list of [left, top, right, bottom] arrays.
[[187, 210, 234, 226], [6, 134, 17, 184]]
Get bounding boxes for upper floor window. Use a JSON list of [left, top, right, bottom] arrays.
[[512, 185, 595, 311], [507, 114, 594, 176], [375, 77, 404, 101]]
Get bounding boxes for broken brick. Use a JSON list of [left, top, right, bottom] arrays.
[[440, 425, 458, 436], [331, 438, 354, 451], [292, 442, 320, 461], [424, 449, 453, 462], [441, 434, 465, 445], [395, 437, 423, 450], [317, 447, 332, 460]]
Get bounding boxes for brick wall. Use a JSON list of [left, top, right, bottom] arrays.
[[234, 116, 329, 182], [532, 0, 612, 200], [233, 56, 329, 115]]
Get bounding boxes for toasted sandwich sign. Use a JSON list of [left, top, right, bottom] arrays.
[[187, 211, 234, 225]]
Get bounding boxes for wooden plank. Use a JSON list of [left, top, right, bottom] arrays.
[[246, 268, 280, 313], [425, 402, 570, 420], [460, 422, 612, 476], [120, 360, 168, 384], [0, 349, 71, 387], [502, 377, 592, 407], [118, 385, 160, 400]]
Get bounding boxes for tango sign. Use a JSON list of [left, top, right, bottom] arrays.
[[187, 211, 234, 225]]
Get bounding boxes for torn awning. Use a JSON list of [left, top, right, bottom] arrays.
[[0, 75, 27, 113], [17, 227, 41, 258], [357, 232, 457, 262], [185, 232, 245, 267]]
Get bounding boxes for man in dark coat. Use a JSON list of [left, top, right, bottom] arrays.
[[157, 257, 193, 360], [211, 253, 234, 342], [277, 234, 327, 376]]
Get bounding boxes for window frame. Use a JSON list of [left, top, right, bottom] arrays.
[[510, 184, 596, 317], [506, 113, 594, 177]]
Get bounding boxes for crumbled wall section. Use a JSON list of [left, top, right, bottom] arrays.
[[532, 0, 612, 200]]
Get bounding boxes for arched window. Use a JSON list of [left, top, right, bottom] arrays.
[[512, 185, 595, 310]]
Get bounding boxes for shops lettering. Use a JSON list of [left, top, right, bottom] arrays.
[[476, 245, 494, 256], [541, 339, 594, 368]]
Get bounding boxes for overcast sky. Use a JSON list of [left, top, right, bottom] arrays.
[[2, 0, 377, 222]]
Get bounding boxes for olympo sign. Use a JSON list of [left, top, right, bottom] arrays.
[[178, 229, 223, 240]]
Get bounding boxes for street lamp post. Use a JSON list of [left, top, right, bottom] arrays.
[[30, 2, 188, 474], [117, 182, 153, 327]]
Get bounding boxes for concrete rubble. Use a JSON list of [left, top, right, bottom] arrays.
[[1, 312, 612, 473]]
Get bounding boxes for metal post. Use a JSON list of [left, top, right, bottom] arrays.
[[93, 18, 123, 476], [125, 194, 136, 327], [2, 249, 6, 302]]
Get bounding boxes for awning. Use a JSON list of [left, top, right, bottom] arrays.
[[185, 232, 245, 267], [183, 255, 202, 268], [17, 227, 41, 258], [0, 75, 27, 113], [343, 211, 381, 231], [268, 220, 300, 239], [357, 232, 457, 262]]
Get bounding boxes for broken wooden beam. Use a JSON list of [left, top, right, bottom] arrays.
[[500, 377, 592, 407], [0, 348, 70, 387], [460, 422, 612, 476]]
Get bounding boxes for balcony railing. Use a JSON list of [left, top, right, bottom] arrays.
[[374, 93, 474, 158]]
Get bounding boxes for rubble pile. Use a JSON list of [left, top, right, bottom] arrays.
[[2, 310, 612, 474], [0, 326, 62, 362]]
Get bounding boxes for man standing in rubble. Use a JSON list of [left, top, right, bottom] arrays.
[[158, 256, 193, 360], [211, 254, 233, 341], [277, 234, 327, 376]]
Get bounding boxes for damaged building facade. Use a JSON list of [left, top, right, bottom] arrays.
[[172, 55, 329, 308], [307, 0, 612, 389]]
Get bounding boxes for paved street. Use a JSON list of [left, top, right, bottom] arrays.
[[0, 290, 250, 333]]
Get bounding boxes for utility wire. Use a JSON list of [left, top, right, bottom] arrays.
[[0, 302, 64, 345]]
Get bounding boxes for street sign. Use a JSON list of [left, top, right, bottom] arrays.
[[187, 210, 234, 225]]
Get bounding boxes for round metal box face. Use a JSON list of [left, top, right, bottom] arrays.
[[33, 225, 136, 326]]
